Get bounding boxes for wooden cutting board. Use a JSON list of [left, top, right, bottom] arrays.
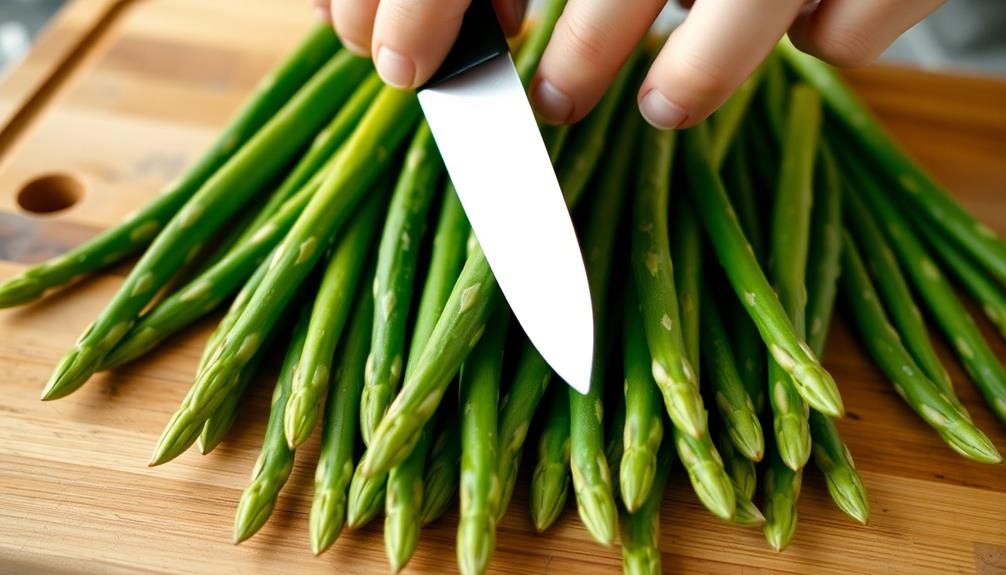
[[1, 1, 1005, 573]]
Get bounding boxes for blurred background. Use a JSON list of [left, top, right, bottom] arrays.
[[1, 0, 1004, 79]]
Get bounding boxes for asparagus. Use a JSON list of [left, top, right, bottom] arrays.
[[197, 338, 269, 455], [844, 153, 1006, 424], [840, 234, 1001, 463], [916, 216, 1006, 340], [309, 276, 375, 555], [361, 123, 444, 446], [232, 307, 311, 544], [418, 408, 462, 526], [530, 385, 571, 532], [457, 311, 508, 575], [780, 38, 1006, 287], [149, 87, 419, 466], [723, 135, 766, 414], [631, 126, 706, 440], [762, 445, 801, 551], [760, 50, 788, 144], [682, 122, 843, 418], [41, 51, 373, 401], [731, 486, 767, 527], [102, 159, 330, 370], [621, 292, 664, 513], [361, 54, 634, 477], [619, 439, 674, 575], [673, 236, 736, 522], [841, 167, 959, 406], [671, 200, 703, 384], [384, 423, 432, 572], [804, 145, 870, 525], [285, 194, 384, 449], [717, 432, 756, 500], [604, 390, 628, 503], [700, 293, 764, 462], [766, 84, 821, 472], [0, 25, 341, 308], [709, 66, 765, 170]]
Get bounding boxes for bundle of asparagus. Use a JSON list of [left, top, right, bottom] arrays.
[[4, 3, 1005, 573]]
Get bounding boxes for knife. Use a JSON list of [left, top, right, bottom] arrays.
[[417, 1, 594, 394]]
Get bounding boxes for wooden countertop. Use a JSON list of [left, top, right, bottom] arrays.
[[0, 1, 1004, 573]]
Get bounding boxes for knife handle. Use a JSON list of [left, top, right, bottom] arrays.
[[420, 1, 509, 90]]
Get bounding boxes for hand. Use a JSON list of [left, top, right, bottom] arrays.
[[311, 0, 944, 130]]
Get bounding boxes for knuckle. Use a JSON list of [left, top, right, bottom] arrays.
[[810, 26, 880, 68], [556, 11, 611, 65]]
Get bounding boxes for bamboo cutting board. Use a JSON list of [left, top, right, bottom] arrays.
[[1, 1, 1005, 573]]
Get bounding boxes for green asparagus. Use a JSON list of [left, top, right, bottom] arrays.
[[762, 445, 801, 551], [530, 385, 571, 532], [0, 25, 342, 308], [384, 423, 432, 572], [619, 439, 674, 575], [419, 408, 462, 526], [717, 432, 756, 500], [42, 50, 373, 401], [149, 87, 420, 465], [309, 275, 375, 555]]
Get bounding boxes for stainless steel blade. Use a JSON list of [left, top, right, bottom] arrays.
[[418, 53, 593, 393]]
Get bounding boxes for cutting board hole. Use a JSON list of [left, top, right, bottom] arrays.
[[17, 173, 86, 215]]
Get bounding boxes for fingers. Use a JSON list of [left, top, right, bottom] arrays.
[[329, 0, 379, 55], [310, 0, 330, 22], [531, 0, 666, 124], [789, 0, 946, 68], [639, 0, 805, 129]]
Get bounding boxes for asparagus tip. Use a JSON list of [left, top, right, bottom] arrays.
[[793, 363, 845, 418], [573, 484, 618, 546], [726, 410, 766, 462], [310, 489, 347, 555], [456, 512, 496, 575], [530, 462, 569, 533], [774, 415, 812, 472], [619, 449, 657, 513]]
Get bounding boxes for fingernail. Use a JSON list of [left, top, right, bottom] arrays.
[[342, 37, 370, 57], [533, 79, 572, 124], [639, 89, 687, 130], [375, 46, 416, 89]]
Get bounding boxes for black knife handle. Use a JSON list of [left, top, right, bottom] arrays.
[[419, 1, 509, 90]]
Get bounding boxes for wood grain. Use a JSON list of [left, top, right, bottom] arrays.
[[0, 1, 1005, 573]]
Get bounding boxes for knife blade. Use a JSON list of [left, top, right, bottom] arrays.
[[417, 1, 594, 393]]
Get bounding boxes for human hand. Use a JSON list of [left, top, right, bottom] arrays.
[[311, 0, 944, 130]]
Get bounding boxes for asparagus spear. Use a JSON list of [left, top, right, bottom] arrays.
[[681, 122, 844, 418], [718, 432, 756, 500], [841, 234, 1000, 463], [619, 439, 674, 575], [197, 337, 269, 455], [0, 25, 342, 308], [309, 274, 375, 555], [700, 293, 764, 461], [150, 87, 420, 465], [760, 49, 788, 144], [604, 389, 628, 503], [621, 291, 664, 513], [843, 152, 1006, 424], [841, 168, 960, 407], [709, 66, 766, 170], [916, 216, 1006, 340], [780, 38, 1006, 288], [41, 51, 373, 401], [285, 193, 385, 449], [808, 411, 869, 524], [630, 124, 706, 440], [671, 200, 703, 384], [418, 408, 462, 526], [457, 311, 508, 575], [384, 422, 432, 572], [232, 307, 311, 544], [361, 123, 444, 446], [762, 444, 801, 551], [530, 385, 571, 532], [766, 84, 821, 472], [361, 54, 634, 477]]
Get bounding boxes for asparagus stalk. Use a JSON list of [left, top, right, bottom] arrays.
[[916, 216, 1006, 340], [841, 166, 960, 407], [0, 25, 342, 308], [361, 55, 634, 477], [780, 38, 1006, 288], [804, 144, 870, 525], [709, 66, 765, 170], [762, 445, 801, 551], [197, 336, 270, 454], [760, 50, 788, 144], [150, 87, 420, 466], [418, 409, 462, 526], [621, 291, 665, 513], [384, 423, 433, 572], [840, 234, 1001, 463], [361, 123, 444, 446], [232, 307, 311, 544], [681, 122, 844, 418], [700, 293, 764, 461], [457, 311, 508, 575], [530, 385, 571, 532], [619, 439, 674, 575], [285, 194, 385, 449], [671, 200, 703, 384], [843, 152, 1006, 424], [41, 51, 373, 401], [718, 432, 756, 500], [631, 125, 706, 440], [309, 275, 375, 555], [605, 389, 628, 503], [766, 84, 821, 472]]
